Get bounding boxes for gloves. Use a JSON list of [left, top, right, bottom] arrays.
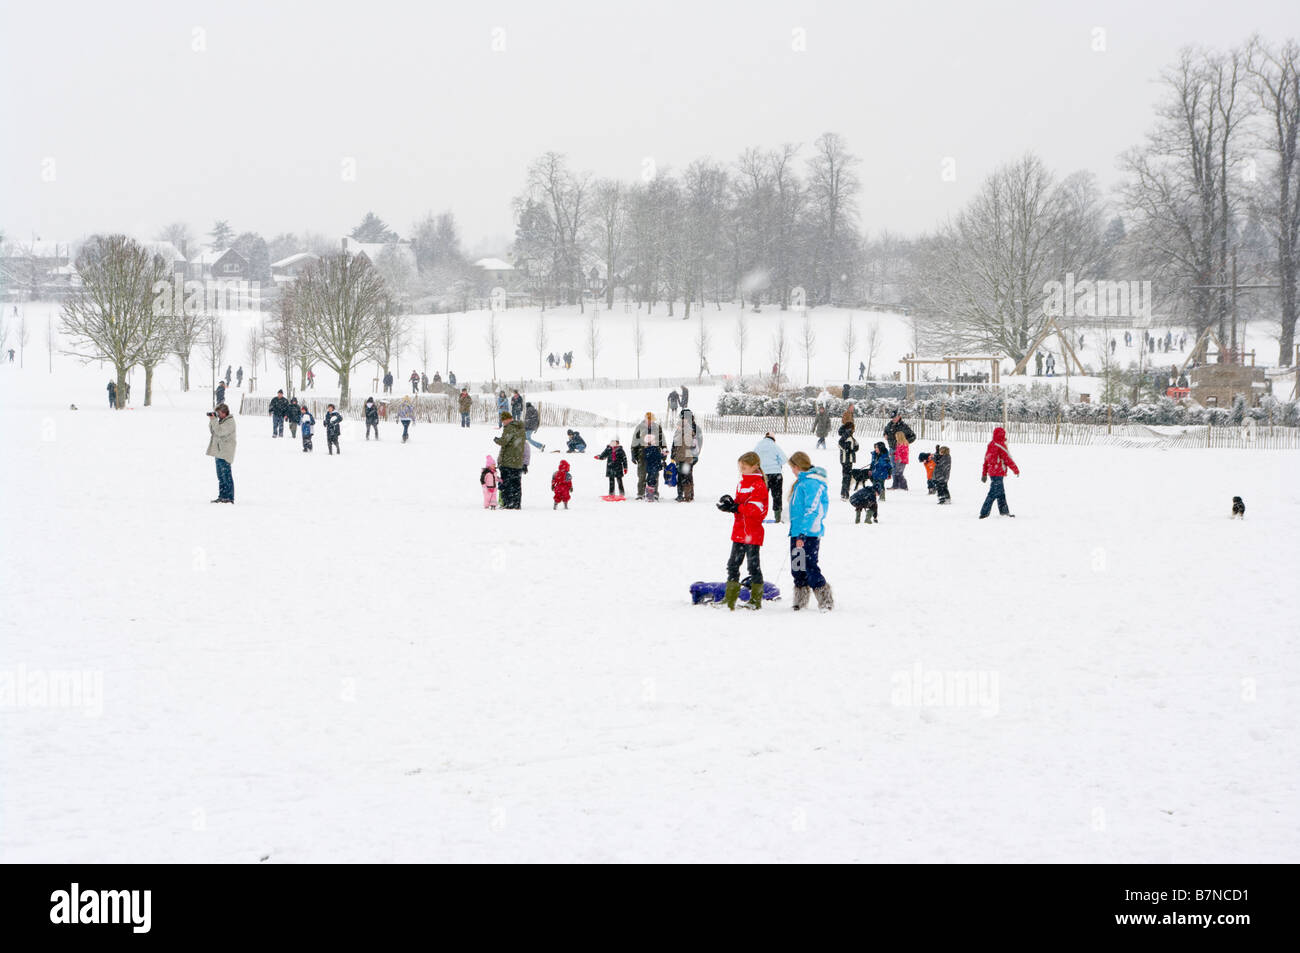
[[982, 474, 988, 483], [716, 494, 737, 513]]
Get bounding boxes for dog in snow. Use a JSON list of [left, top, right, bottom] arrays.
[[1232, 496, 1245, 519]]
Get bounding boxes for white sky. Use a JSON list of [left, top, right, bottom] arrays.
[[1, 0, 1295, 252]]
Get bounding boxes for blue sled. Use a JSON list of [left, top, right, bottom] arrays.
[[690, 581, 781, 604]]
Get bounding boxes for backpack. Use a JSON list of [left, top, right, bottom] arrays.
[[481, 468, 497, 488]]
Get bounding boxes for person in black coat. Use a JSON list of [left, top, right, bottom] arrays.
[[215, 381, 226, 405], [595, 440, 629, 496], [364, 397, 380, 440], [107, 380, 117, 408], [933, 445, 952, 504], [837, 422, 858, 500], [323, 404, 344, 455], [269, 390, 289, 437], [566, 429, 587, 453], [383, 371, 394, 393], [287, 397, 301, 438], [510, 391, 524, 420]]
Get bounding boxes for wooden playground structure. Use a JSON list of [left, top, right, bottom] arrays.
[[899, 354, 1003, 400]]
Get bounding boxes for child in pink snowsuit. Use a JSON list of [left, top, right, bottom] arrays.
[[480, 455, 499, 509]]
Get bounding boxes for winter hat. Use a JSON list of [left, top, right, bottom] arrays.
[[485, 455, 496, 468], [558, 460, 570, 472]]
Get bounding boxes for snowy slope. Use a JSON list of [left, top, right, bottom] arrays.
[[2, 344, 1297, 863]]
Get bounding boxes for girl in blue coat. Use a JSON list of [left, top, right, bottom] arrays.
[[787, 451, 833, 611], [300, 408, 315, 452], [869, 441, 892, 501]]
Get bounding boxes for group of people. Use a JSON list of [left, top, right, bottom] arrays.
[[407, 369, 456, 393], [266, 390, 345, 453], [545, 352, 575, 370]]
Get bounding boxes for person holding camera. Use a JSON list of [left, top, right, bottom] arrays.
[[206, 403, 237, 503]]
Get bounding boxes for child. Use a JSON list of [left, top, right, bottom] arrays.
[[891, 431, 910, 490], [566, 429, 587, 453], [979, 427, 1018, 518], [716, 451, 769, 610], [837, 422, 858, 500], [870, 441, 892, 501], [324, 404, 343, 455], [287, 397, 300, 438], [934, 445, 952, 504], [300, 406, 315, 452], [664, 460, 678, 490], [920, 451, 936, 494], [396, 398, 415, 443], [850, 483, 878, 523], [787, 451, 833, 610], [595, 439, 629, 496], [481, 455, 499, 509], [364, 397, 380, 440], [643, 441, 663, 501], [552, 459, 572, 509]]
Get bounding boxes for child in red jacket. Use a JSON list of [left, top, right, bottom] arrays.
[[716, 451, 770, 610], [551, 459, 572, 509], [979, 426, 1020, 519]]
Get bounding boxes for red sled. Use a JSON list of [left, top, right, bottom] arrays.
[[600, 494, 627, 502]]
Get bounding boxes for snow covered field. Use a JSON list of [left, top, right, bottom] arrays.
[[1, 349, 1297, 863]]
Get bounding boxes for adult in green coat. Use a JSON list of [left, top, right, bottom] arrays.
[[494, 414, 527, 508]]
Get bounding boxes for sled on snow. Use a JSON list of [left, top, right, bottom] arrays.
[[690, 581, 781, 605]]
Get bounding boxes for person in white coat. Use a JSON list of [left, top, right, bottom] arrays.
[[754, 432, 789, 522], [206, 403, 237, 503]]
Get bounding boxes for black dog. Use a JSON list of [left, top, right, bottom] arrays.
[[850, 467, 871, 491], [1232, 497, 1245, 519]]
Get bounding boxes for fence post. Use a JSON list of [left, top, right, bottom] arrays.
[[1107, 402, 1112, 435], [1206, 421, 1212, 448], [1054, 411, 1060, 443], [783, 401, 789, 434], [920, 405, 926, 439]]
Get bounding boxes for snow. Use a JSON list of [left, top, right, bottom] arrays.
[[1, 304, 1298, 862]]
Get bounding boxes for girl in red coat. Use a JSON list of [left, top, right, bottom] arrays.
[[979, 426, 1020, 518], [717, 451, 770, 610], [551, 459, 573, 509]]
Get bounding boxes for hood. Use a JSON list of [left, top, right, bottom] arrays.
[[485, 455, 496, 468], [992, 426, 1007, 443], [798, 466, 829, 482], [558, 460, 570, 472]]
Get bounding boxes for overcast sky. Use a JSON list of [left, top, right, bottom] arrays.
[[1, 0, 1295, 253]]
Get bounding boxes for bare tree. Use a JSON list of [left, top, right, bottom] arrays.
[[842, 312, 858, 379], [535, 312, 549, 376], [202, 314, 228, 405], [244, 325, 263, 391], [485, 311, 501, 383], [799, 312, 817, 383], [442, 314, 456, 377], [865, 319, 882, 378], [17, 314, 29, 367], [734, 310, 748, 376], [295, 252, 388, 402], [1248, 38, 1300, 364], [592, 178, 626, 309], [419, 327, 432, 380], [695, 313, 712, 380], [585, 314, 601, 380], [809, 132, 861, 305], [60, 235, 171, 410], [46, 314, 54, 373], [370, 308, 410, 381], [770, 318, 789, 380]]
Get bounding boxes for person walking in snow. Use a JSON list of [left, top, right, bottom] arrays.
[[107, 380, 117, 408], [933, 445, 952, 504], [236, 366, 243, 387], [642, 433, 664, 501], [787, 451, 833, 611], [287, 397, 300, 438], [716, 450, 769, 610], [383, 370, 394, 393], [364, 396, 380, 440], [510, 390, 524, 421], [884, 411, 915, 490], [858, 361, 866, 381], [396, 396, 415, 443], [672, 409, 701, 502], [978, 426, 1019, 519], [891, 430, 911, 491], [668, 389, 680, 414], [458, 388, 472, 428], [269, 389, 289, 437], [524, 402, 545, 451], [409, 370, 419, 393], [595, 439, 629, 497], [205, 403, 237, 503], [680, 384, 690, 409], [421, 372, 429, 393], [300, 405, 315, 452], [814, 404, 831, 449], [869, 441, 892, 501], [754, 432, 788, 523], [481, 455, 499, 509], [324, 404, 343, 455], [551, 459, 573, 509], [496, 391, 509, 426], [215, 380, 226, 405]]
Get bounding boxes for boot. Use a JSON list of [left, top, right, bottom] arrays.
[[813, 584, 834, 611], [747, 583, 763, 610], [792, 586, 811, 611], [855, 509, 862, 524], [563, 501, 568, 509], [723, 580, 741, 611], [553, 502, 558, 510]]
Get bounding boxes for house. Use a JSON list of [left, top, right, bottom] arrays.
[[271, 252, 319, 280], [139, 241, 187, 276], [197, 248, 252, 281], [0, 239, 73, 300], [341, 237, 417, 274], [472, 256, 516, 294]]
